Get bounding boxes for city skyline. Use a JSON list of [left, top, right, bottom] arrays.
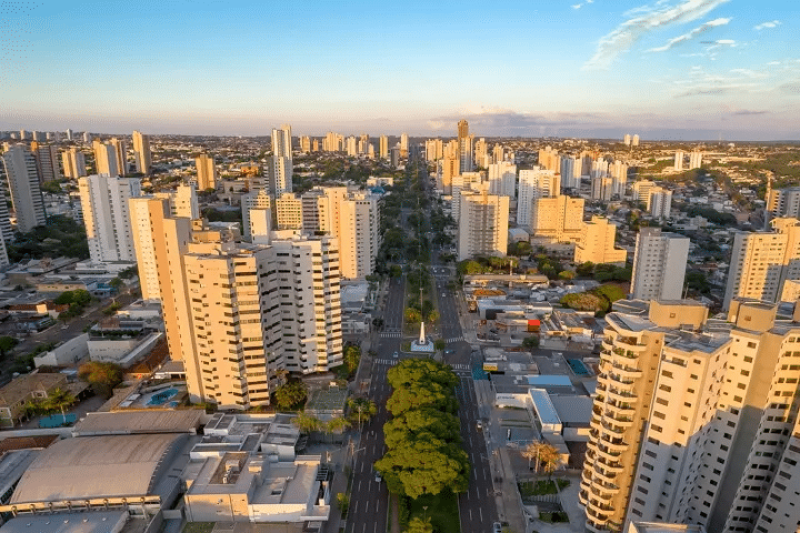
[[1, 0, 797, 140]]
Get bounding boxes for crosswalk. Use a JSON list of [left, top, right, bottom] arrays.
[[375, 358, 399, 366], [379, 331, 402, 338], [450, 363, 470, 372], [445, 336, 464, 343]]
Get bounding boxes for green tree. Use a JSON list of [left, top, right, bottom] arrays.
[[427, 310, 440, 323], [78, 361, 123, 397], [343, 345, 361, 374], [558, 270, 575, 280], [433, 339, 446, 352], [383, 408, 461, 449], [44, 387, 76, 424], [374, 438, 470, 498], [292, 412, 321, 433], [347, 397, 377, 429], [405, 308, 422, 323], [336, 493, 350, 517], [0, 336, 18, 357], [386, 382, 457, 416], [406, 516, 433, 533], [522, 336, 539, 350], [109, 277, 124, 291], [387, 359, 459, 391], [576, 262, 595, 276], [274, 381, 308, 410]]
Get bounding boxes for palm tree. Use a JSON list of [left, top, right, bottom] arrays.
[[45, 388, 76, 425], [292, 412, 321, 434], [347, 398, 376, 432], [522, 441, 545, 472], [538, 443, 563, 479], [325, 417, 351, 443]]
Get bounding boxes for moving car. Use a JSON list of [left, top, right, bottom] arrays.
[[393, 351, 399, 358], [375, 472, 382, 483]]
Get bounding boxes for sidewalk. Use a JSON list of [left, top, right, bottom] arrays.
[[322, 446, 349, 533]]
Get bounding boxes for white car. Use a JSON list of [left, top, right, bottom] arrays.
[[375, 472, 382, 483], [393, 351, 399, 358]]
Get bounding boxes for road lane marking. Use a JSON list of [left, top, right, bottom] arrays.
[[480, 508, 483, 522]]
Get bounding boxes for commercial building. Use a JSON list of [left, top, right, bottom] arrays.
[[2, 144, 47, 232], [132, 130, 151, 174], [630, 228, 689, 301], [574, 216, 627, 265], [457, 188, 509, 261], [529, 195, 584, 246], [195, 153, 217, 190], [79, 174, 142, 264], [723, 217, 800, 310], [517, 167, 560, 229]]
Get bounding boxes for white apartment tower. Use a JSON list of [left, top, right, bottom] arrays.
[[648, 188, 672, 219], [457, 188, 509, 261], [379, 135, 389, 159], [674, 151, 684, 171], [529, 195, 585, 246], [275, 192, 303, 230], [109, 138, 127, 175], [689, 150, 702, 169], [241, 190, 271, 240], [195, 153, 217, 191], [339, 191, 381, 279], [517, 167, 560, 229], [31, 143, 61, 182], [630, 228, 689, 301], [560, 156, 582, 190], [79, 174, 141, 263], [723, 218, 800, 310], [574, 216, 627, 265], [2, 144, 47, 232], [591, 176, 614, 201], [487, 161, 517, 198], [92, 140, 119, 177], [271, 124, 293, 195], [61, 148, 86, 178], [580, 300, 711, 533], [155, 183, 199, 219], [129, 196, 170, 301], [132, 130, 152, 174], [766, 186, 800, 219]]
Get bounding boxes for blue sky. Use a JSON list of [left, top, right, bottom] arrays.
[[1, 0, 797, 140]]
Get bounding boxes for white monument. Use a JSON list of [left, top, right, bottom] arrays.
[[410, 321, 434, 353]]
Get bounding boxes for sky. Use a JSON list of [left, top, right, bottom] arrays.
[[0, 0, 798, 140]]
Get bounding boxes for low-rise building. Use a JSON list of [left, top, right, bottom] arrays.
[[0, 373, 68, 427]]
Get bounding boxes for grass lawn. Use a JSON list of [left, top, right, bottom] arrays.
[[408, 491, 460, 533], [182, 523, 214, 533], [519, 479, 570, 497]]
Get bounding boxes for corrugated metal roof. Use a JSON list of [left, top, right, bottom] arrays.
[[528, 388, 561, 426], [73, 409, 204, 435], [11, 434, 182, 503]]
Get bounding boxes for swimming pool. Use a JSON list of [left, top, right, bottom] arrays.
[[147, 388, 179, 406], [567, 358, 590, 376]]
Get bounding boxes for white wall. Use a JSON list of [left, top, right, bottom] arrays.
[[34, 333, 89, 367]]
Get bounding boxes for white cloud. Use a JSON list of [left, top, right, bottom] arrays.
[[647, 17, 730, 52], [754, 20, 781, 30], [573, 3, 582, 9], [585, 0, 730, 69]]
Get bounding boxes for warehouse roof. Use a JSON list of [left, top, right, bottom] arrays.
[[11, 434, 182, 503], [72, 409, 204, 435]]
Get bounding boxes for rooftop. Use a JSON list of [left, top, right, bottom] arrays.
[[73, 410, 205, 436], [0, 511, 130, 533], [0, 373, 68, 407], [629, 523, 706, 533]]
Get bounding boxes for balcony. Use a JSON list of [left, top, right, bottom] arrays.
[[606, 387, 637, 404], [595, 456, 624, 474], [592, 481, 622, 495], [591, 466, 619, 486], [610, 360, 643, 379], [595, 446, 623, 463], [605, 401, 636, 417]]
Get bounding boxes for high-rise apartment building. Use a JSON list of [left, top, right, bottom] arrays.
[[271, 124, 293, 195], [132, 130, 152, 174], [323, 131, 343, 152], [300, 136, 311, 153], [457, 187, 509, 261], [517, 167, 560, 229], [474, 138, 489, 168], [723, 218, 800, 310], [591, 176, 614, 201], [492, 144, 504, 164], [632, 134, 640, 147], [30, 142, 61, 183], [632, 181, 656, 203], [155, 183, 199, 219], [580, 300, 711, 533], [648, 187, 672, 219], [539, 146, 560, 172], [437, 157, 460, 194], [674, 151, 684, 171], [451, 172, 483, 223], [275, 192, 303, 230], [2, 144, 47, 232], [129, 196, 170, 301], [623, 134, 631, 146], [92, 140, 120, 177], [457, 121, 473, 172], [61, 147, 86, 178], [560, 155, 582, 190], [79, 174, 141, 263], [399, 133, 409, 158], [574, 216, 627, 265], [195, 153, 217, 191], [339, 191, 381, 279], [379, 135, 389, 159], [425, 138, 443, 162], [152, 219, 344, 410], [630, 228, 689, 301], [487, 161, 517, 198], [766, 186, 800, 219], [109, 138, 127, 176], [241, 190, 271, 240], [529, 195, 584, 246], [689, 150, 702, 170], [582, 299, 800, 533]]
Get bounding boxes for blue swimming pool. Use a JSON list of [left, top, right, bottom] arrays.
[[39, 414, 77, 428], [567, 358, 590, 376], [147, 388, 179, 406]]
